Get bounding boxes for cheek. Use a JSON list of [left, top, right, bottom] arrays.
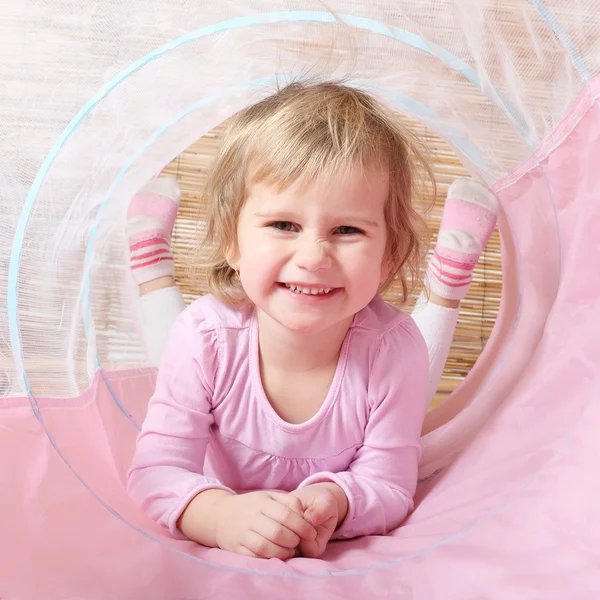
[[356, 238, 387, 267], [357, 243, 389, 288], [237, 231, 282, 273], [237, 227, 262, 258], [343, 245, 387, 283]]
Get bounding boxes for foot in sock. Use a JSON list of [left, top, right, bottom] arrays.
[[427, 178, 498, 302], [127, 177, 181, 287]]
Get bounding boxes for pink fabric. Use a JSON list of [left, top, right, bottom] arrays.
[[127, 294, 429, 540], [427, 251, 474, 299], [432, 252, 476, 272], [129, 236, 173, 268], [4, 62, 600, 600], [127, 191, 179, 233], [128, 234, 175, 283], [127, 189, 178, 284], [438, 198, 497, 246], [428, 191, 497, 300]]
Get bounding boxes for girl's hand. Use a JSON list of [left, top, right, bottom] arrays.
[[214, 491, 317, 560], [290, 483, 346, 558]]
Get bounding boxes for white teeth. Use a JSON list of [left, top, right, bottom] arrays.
[[284, 284, 333, 296]]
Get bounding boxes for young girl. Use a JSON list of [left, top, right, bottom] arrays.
[[126, 82, 498, 561]]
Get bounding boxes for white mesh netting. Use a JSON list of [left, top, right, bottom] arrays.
[[1, 0, 599, 397]]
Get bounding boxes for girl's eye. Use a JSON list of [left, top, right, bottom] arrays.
[[336, 225, 363, 235], [269, 221, 297, 232]]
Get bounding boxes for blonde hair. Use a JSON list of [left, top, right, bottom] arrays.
[[201, 80, 433, 305]]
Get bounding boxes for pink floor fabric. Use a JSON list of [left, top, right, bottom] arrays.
[[3, 85, 600, 600]]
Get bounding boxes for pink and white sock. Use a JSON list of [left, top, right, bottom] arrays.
[[427, 178, 498, 301], [127, 177, 180, 286]]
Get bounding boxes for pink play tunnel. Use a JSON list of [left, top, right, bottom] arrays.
[[3, 67, 600, 600], [3, 2, 600, 597]]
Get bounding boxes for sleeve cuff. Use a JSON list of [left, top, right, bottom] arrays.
[[167, 479, 236, 540], [298, 471, 358, 540]]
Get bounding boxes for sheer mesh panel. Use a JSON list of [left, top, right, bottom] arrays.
[[1, 0, 598, 397]]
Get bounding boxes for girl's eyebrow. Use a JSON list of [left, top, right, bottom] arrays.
[[254, 211, 300, 220], [254, 211, 379, 228]]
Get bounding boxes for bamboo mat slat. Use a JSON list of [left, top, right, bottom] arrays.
[[164, 118, 502, 407]]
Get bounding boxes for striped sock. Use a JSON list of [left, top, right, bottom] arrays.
[[127, 177, 180, 286], [427, 178, 498, 301]]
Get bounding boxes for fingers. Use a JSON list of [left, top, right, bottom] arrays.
[[252, 514, 300, 549], [300, 498, 337, 559], [304, 502, 333, 527], [298, 535, 325, 559], [306, 495, 336, 527], [264, 495, 317, 541], [240, 530, 295, 560], [271, 492, 304, 515]]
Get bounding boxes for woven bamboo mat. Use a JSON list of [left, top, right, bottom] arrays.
[[164, 118, 501, 406]]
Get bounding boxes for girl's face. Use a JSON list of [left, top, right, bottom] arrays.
[[232, 165, 390, 336]]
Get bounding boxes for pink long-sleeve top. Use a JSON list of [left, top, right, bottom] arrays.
[[127, 294, 429, 541]]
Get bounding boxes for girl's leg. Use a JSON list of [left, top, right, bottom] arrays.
[[412, 178, 498, 402], [127, 177, 187, 365]]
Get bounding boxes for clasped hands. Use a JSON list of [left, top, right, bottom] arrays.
[[179, 482, 348, 560]]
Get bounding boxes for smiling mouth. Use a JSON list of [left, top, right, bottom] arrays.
[[279, 283, 337, 296]]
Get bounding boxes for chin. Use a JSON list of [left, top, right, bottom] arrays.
[[278, 318, 329, 336]]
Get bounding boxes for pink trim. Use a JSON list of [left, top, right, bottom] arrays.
[[433, 252, 476, 270], [430, 261, 472, 282], [430, 271, 470, 288], [130, 247, 171, 263], [494, 76, 600, 192], [130, 236, 169, 253], [131, 255, 173, 270]]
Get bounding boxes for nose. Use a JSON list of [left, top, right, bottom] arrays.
[[294, 235, 332, 271]]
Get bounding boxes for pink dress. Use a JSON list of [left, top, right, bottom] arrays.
[[127, 294, 429, 540]]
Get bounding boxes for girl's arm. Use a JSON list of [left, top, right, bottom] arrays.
[[127, 313, 235, 539], [128, 310, 317, 557], [297, 316, 429, 540]]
